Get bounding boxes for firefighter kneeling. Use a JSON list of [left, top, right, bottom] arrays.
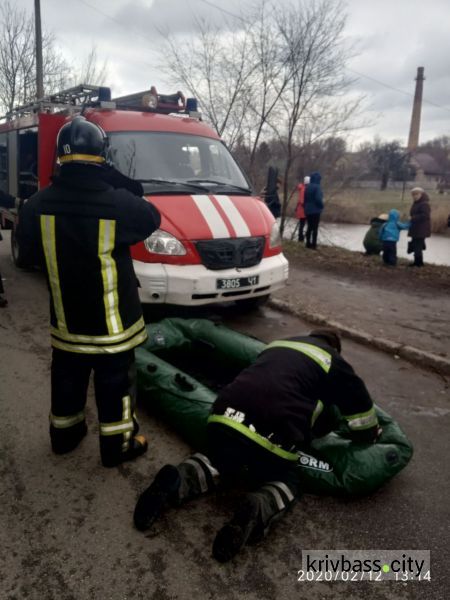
[[134, 329, 380, 562], [17, 116, 160, 467]]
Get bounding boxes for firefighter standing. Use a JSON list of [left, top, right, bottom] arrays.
[[134, 329, 380, 562], [17, 116, 161, 467]]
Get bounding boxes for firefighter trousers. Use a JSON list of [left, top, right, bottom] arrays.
[[172, 423, 300, 540], [50, 348, 139, 465]]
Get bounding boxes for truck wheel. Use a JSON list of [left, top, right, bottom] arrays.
[[236, 294, 270, 311]]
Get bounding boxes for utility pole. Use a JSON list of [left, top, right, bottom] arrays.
[[34, 0, 44, 99]]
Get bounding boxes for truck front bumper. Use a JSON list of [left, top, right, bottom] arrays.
[[134, 254, 289, 305]]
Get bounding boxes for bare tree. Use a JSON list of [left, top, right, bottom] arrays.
[[240, 1, 294, 177], [158, 0, 363, 210], [0, 0, 69, 114], [268, 0, 363, 233], [160, 16, 256, 150], [71, 45, 109, 87], [158, 2, 291, 163]]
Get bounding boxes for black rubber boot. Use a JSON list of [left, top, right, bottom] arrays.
[[102, 435, 148, 468], [50, 421, 88, 454], [0, 295, 7, 308], [134, 464, 181, 532], [212, 495, 262, 563]]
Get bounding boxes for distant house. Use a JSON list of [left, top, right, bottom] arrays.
[[409, 152, 443, 185]]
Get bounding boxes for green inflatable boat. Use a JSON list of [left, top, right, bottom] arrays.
[[136, 318, 413, 496]]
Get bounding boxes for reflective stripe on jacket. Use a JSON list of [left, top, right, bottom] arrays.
[[17, 165, 160, 353], [211, 335, 377, 447]]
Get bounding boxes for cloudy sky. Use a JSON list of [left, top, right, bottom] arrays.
[[15, 0, 450, 146]]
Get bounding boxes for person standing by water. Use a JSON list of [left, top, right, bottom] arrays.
[[379, 209, 410, 267], [262, 166, 282, 219], [408, 187, 431, 267], [304, 172, 324, 249], [295, 176, 309, 242]]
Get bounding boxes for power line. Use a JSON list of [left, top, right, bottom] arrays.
[[347, 68, 450, 114], [199, 0, 450, 115], [71, 0, 159, 71], [75, 0, 450, 115], [196, 0, 247, 22], [74, 0, 157, 50]]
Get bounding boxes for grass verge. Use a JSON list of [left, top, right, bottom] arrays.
[[324, 189, 450, 233], [282, 239, 450, 292]]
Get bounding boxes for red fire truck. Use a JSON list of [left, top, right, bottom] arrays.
[[0, 84, 288, 307]]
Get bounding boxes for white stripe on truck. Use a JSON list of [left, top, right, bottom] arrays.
[[214, 195, 251, 237], [191, 195, 230, 239]]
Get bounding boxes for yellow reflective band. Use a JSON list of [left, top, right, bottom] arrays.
[[40, 215, 67, 332], [99, 420, 134, 436], [122, 395, 132, 452], [265, 340, 332, 372], [50, 317, 145, 345], [345, 407, 378, 430], [311, 399, 324, 425], [207, 415, 298, 461], [98, 219, 123, 335], [100, 396, 134, 444], [50, 411, 85, 429], [59, 154, 105, 164], [51, 328, 148, 354]]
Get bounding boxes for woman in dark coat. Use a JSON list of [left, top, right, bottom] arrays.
[[408, 187, 431, 267]]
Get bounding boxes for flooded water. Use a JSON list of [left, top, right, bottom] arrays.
[[283, 219, 450, 266]]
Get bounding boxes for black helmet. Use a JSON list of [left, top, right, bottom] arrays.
[[57, 116, 108, 165]]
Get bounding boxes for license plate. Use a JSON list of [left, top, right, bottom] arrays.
[[216, 275, 259, 290]]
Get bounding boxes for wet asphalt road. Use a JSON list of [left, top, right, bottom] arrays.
[[0, 234, 449, 600]]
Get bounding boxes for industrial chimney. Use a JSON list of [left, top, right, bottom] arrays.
[[407, 67, 425, 152]]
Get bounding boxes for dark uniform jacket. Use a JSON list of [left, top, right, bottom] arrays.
[[17, 164, 161, 354], [211, 336, 378, 448], [409, 195, 431, 239], [363, 217, 385, 255], [304, 172, 324, 216]]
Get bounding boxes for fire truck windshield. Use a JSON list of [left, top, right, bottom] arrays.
[[108, 132, 251, 194]]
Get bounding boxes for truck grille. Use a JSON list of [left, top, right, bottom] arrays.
[[195, 237, 265, 270]]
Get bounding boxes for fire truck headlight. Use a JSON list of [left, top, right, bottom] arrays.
[[144, 230, 187, 255], [269, 221, 281, 248]]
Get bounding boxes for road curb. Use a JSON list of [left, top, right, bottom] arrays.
[[269, 298, 450, 376]]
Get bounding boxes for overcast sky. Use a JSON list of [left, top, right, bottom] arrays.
[[16, 0, 450, 146]]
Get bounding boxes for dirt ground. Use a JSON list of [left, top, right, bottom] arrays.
[[276, 242, 450, 360]]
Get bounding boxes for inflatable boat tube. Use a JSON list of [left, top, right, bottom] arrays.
[[136, 318, 413, 495]]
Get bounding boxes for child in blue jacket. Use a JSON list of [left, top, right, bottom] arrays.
[[379, 209, 410, 266]]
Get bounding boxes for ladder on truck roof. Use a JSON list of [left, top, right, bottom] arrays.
[[3, 84, 112, 121]]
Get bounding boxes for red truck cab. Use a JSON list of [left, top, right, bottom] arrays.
[[0, 85, 288, 307]]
